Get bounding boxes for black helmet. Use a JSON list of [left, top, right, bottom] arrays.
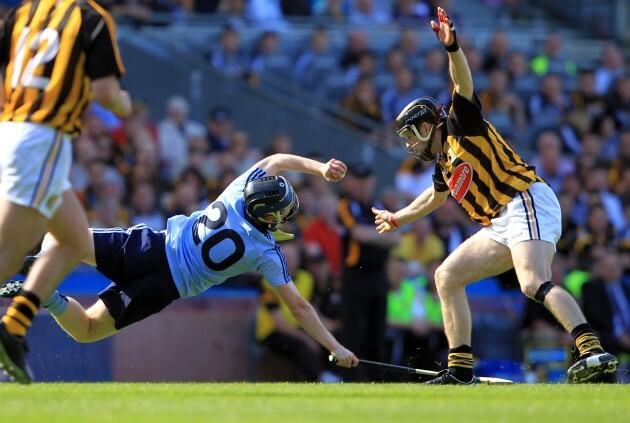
[[394, 96, 446, 161], [244, 175, 299, 231]]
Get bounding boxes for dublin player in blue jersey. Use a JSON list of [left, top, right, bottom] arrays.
[[1, 153, 359, 370]]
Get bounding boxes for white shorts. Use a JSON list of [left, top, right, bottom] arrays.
[[0, 122, 72, 219], [479, 182, 562, 250]]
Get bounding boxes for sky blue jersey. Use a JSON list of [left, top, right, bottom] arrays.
[[164, 166, 291, 298]]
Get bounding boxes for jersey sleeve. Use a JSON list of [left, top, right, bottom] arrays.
[[447, 92, 487, 137], [223, 165, 268, 198], [82, 5, 125, 80], [257, 245, 291, 286], [432, 163, 449, 192]]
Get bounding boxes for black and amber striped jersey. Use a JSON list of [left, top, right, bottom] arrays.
[[0, 0, 125, 136], [432, 92, 545, 226], [337, 195, 391, 270]]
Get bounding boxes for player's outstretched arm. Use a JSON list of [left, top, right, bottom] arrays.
[[256, 154, 347, 182], [430, 7, 474, 101], [372, 186, 449, 234], [272, 282, 358, 368]]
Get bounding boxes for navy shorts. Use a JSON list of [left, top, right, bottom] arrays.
[[93, 224, 181, 330]]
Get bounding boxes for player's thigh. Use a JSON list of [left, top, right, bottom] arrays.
[[436, 231, 514, 290], [84, 300, 118, 340], [510, 240, 555, 298], [46, 190, 92, 255]]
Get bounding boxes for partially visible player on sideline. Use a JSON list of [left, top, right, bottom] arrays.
[[371, 7, 617, 384], [0, 0, 132, 383], [1, 153, 359, 372]]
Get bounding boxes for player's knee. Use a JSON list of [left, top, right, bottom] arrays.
[[522, 280, 555, 303], [434, 264, 455, 294]]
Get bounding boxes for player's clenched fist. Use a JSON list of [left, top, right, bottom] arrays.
[[321, 158, 347, 182]]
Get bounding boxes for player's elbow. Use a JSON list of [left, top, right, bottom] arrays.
[[92, 77, 129, 116]]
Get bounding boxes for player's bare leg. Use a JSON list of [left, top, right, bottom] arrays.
[[0, 199, 48, 284], [23, 191, 92, 299], [0, 199, 53, 383], [510, 240, 581, 330], [511, 240, 617, 382], [435, 232, 513, 347], [0, 191, 91, 383], [427, 232, 513, 384]]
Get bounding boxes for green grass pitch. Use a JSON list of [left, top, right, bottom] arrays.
[[0, 383, 628, 423]]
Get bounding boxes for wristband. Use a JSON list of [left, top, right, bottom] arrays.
[[445, 41, 460, 53], [389, 214, 399, 228]]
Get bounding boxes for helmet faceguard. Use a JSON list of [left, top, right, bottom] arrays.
[[395, 97, 446, 161], [244, 175, 299, 231]]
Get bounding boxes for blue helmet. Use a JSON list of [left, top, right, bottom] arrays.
[[244, 175, 299, 231]]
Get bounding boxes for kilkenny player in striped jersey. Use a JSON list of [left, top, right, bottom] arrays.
[[0, 0, 132, 383], [372, 6, 617, 384]]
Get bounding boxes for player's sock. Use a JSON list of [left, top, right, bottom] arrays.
[[447, 345, 474, 381], [42, 291, 69, 316], [571, 323, 604, 356], [1, 290, 40, 337]]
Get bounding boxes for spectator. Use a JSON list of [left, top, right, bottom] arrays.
[[348, 0, 391, 26], [209, 26, 250, 78], [380, 67, 422, 125], [337, 162, 400, 381], [293, 26, 336, 89], [582, 251, 630, 366], [206, 106, 234, 154], [419, 47, 448, 96], [433, 198, 473, 255], [245, 0, 288, 30], [392, 0, 431, 25], [594, 43, 625, 96], [218, 130, 262, 175], [529, 130, 575, 193], [303, 192, 343, 277], [482, 29, 510, 72], [345, 50, 377, 87], [573, 204, 620, 270], [249, 31, 290, 84], [157, 96, 206, 181], [573, 162, 626, 232], [570, 69, 607, 121], [506, 50, 540, 100], [394, 27, 424, 66], [478, 68, 527, 135], [339, 29, 370, 70], [386, 256, 445, 377], [530, 32, 577, 78], [391, 217, 446, 269], [129, 182, 166, 230], [394, 157, 435, 201], [527, 73, 573, 135], [340, 76, 383, 133], [605, 75, 630, 129]]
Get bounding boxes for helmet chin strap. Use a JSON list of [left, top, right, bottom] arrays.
[[418, 125, 440, 161], [418, 104, 445, 161]]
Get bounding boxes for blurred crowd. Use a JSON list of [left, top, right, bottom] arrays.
[[1, 0, 629, 382]]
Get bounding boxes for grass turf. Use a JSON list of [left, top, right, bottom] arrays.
[[0, 383, 628, 423]]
